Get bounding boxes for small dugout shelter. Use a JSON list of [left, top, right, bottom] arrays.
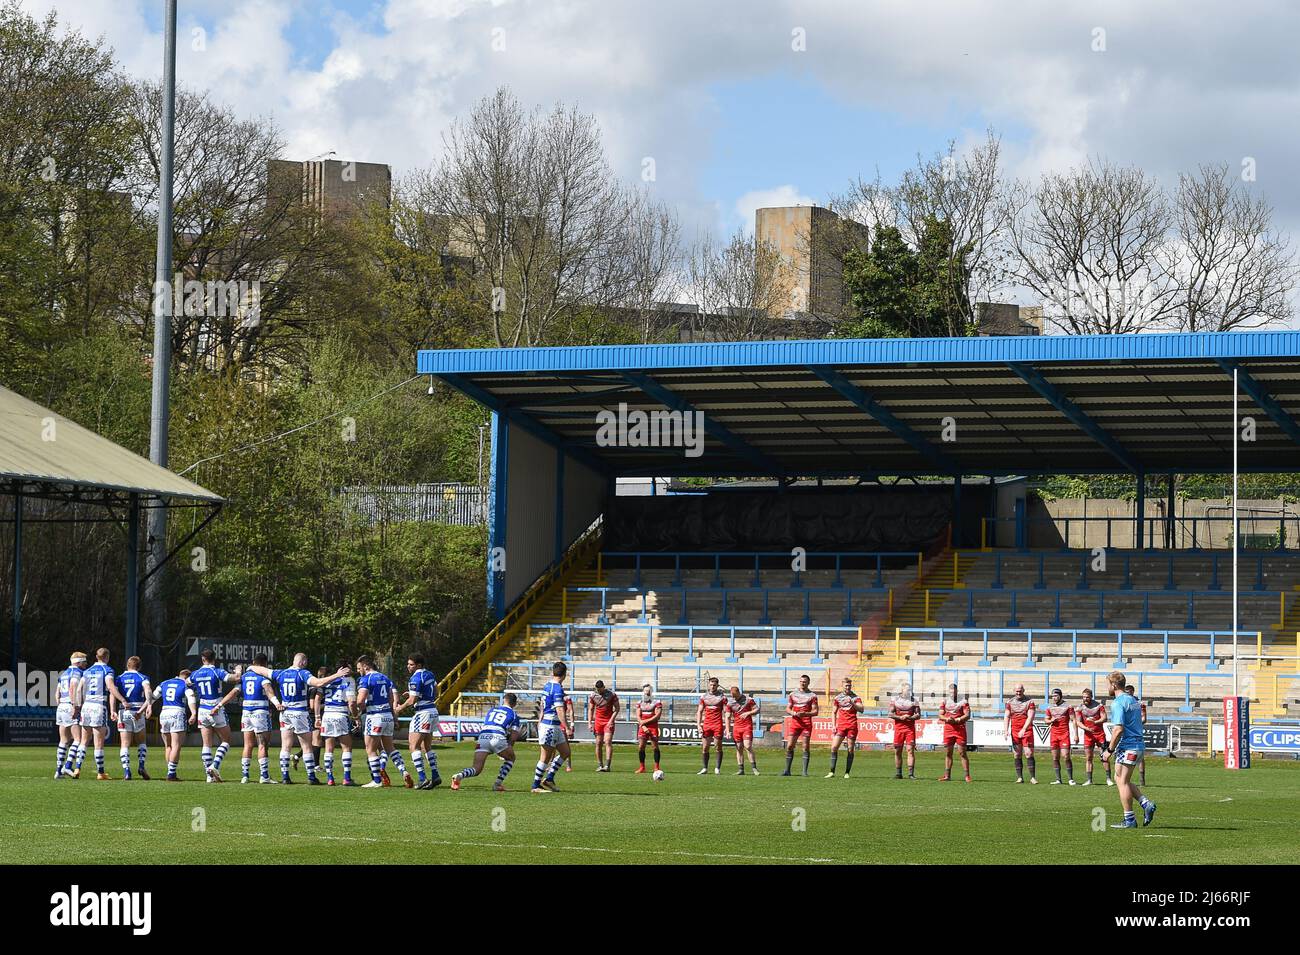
[[0, 385, 223, 666], [417, 331, 1300, 618]]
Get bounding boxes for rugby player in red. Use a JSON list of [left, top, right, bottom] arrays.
[[634, 684, 662, 774], [1125, 684, 1147, 787], [1077, 686, 1111, 786], [724, 686, 759, 775], [782, 674, 819, 776], [1003, 683, 1037, 784], [1045, 688, 1076, 785], [588, 680, 619, 772], [826, 677, 862, 778], [889, 683, 920, 779], [696, 676, 727, 774], [937, 682, 971, 782]]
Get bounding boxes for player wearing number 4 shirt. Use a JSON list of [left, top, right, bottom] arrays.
[[890, 684, 920, 779], [1004, 684, 1038, 784], [1045, 688, 1076, 785], [937, 683, 972, 782], [725, 686, 759, 775], [826, 678, 862, 778], [782, 674, 819, 776], [1077, 687, 1112, 786], [697, 676, 727, 775]]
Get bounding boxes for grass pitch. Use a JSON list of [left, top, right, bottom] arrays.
[[2, 744, 1296, 865]]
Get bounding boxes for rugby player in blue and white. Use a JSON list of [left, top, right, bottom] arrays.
[[450, 693, 526, 791], [83, 648, 127, 780], [1106, 670, 1156, 829], [394, 654, 441, 789], [247, 653, 349, 785], [190, 649, 240, 782], [217, 653, 284, 783], [355, 655, 412, 788], [531, 661, 573, 793], [54, 651, 87, 779], [112, 657, 153, 780], [317, 667, 358, 785], [152, 668, 196, 781]]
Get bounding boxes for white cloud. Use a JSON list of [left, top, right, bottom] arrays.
[[734, 185, 817, 235]]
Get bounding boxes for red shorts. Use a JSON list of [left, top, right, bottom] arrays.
[[943, 725, 967, 745], [893, 724, 916, 746], [1050, 728, 1072, 750], [732, 724, 754, 742], [638, 726, 659, 740], [701, 724, 724, 740], [593, 719, 615, 737], [1011, 725, 1034, 751], [787, 716, 813, 739], [834, 724, 858, 741]]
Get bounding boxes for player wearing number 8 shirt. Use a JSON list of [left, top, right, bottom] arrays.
[[826, 678, 863, 778], [937, 683, 971, 782], [782, 674, 819, 776]]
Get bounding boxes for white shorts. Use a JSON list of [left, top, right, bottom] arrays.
[[476, 734, 511, 756], [197, 705, 228, 729], [80, 701, 107, 729], [321, 711, 352, 739], [539, 722, 567, 748], [56, 702, 80, 727], [279, 709, 312, 736], [241, 709, 272, 735], [159, 708, 187, 734], [1117, 747, 1144, 767], [410, 709, 439, 735], [365, 713, 394, 737], [116, 708, 146, 734]]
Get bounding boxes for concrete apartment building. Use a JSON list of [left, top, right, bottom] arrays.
[[266, 158, 392, 219], [755, 204, 868, 320]]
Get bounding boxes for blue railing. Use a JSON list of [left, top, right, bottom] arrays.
[[567, 585, 890, 626], [528, 622, 857, 664], [601, 550, 922, 589], [927, 587, 1281, 630], [978, 550, 1298, 591], [985, 514, 1300, 551], [895, 626, 1252, 671]]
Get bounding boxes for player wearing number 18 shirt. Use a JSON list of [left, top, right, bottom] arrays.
[[451, 693, 526, 791]]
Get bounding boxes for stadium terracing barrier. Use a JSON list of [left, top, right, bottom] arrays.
[[434, 517, 604, 711]]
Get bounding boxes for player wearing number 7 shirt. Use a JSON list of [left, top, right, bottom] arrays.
[[889, 684, 920, 779], [782, 674, 819, 776], [937, 683, 971, 782]]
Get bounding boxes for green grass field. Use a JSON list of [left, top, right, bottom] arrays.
[[2, 744, 1296, 865]]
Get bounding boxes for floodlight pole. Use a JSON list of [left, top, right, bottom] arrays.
[[1232, 367, 1239, 697], [145, 0, 178, 650]]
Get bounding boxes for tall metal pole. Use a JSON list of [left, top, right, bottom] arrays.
[[126, 494, 140, 658], [1232, 367, 1239, 697], [146, 0, 178, 647], [10, 492, 21, 669]]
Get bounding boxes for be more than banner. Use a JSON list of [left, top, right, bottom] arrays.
[[785, 716, 1167, 749]]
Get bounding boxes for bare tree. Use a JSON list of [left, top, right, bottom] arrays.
[[427, 87, 632, 347], [1003, 159, 1177, 334], [1166, 163, 1296, 332], [619, 188, 683, 342], [832, 130, 1006, 331], [688, 228, 786, 340]]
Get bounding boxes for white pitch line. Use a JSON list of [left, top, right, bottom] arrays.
[[34, 824, 836, 863]]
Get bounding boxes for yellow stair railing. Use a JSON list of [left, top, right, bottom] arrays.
[[435, 518, 604, 711]]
